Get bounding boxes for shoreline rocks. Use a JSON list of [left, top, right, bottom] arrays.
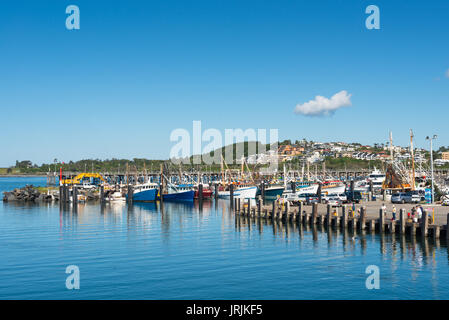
[[2, 185, 52, 202]]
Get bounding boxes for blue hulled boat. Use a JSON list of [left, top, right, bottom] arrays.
[[161, 184, 195, 202], [130, 182, 159, 202]]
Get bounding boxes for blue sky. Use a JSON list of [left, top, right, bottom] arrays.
[[1, 0, 448, 166]]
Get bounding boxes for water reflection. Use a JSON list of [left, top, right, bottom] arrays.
[[233, 214, 448, 269]]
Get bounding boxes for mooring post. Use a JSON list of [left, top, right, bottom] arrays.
[[284, 201, 290, 221], [73, 186, 78, 205], [342, 205, 347, 228], [433, 225, 440, 240], [272, 201, 276, 220], [261, 182, 265, 204], [127, 185, 133, 204], [326, 204, 331, 226], [317, 183, 322, 203], [100, 185, 105, 203], [400, 208, 406, 234], [238, 198, 241, 213], [234, 198, 238, 213], [198, 183, 203, 204], [379, 208, 385, 232], [214, 184, 219, 200], [229, 184, 234, 208], [410, 222, 416, 237], [257, 196, 262, 216], [359, 206, 366, 231], [312, 203, 318, 225], [421, 209, 429, 237], [59, 185, 63, 206]]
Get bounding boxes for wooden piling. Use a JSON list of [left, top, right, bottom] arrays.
[[433, 225, 440, 240], [379, 208, 385, 232], [312, 203, 318, 224], [214, 184, 219, 200], [400, 208, 406, 234], [127, 185, 133, 204], [284, 201, 289, 221], [342, 205, 348, 228], [73, 186, 78, 205], [198, 183, 203, 204], [100, 185, 105, 203], [421, 210, 429, 237], [410, 223, 416, 237], [390, 220, 396, 234], [59, 185, 63, 206], [229, 184, 234, 208], [326, 204, 331, 226], [298, 209, 303, 225], [367, 219, 375, 232], [359, 206, 366, 231]]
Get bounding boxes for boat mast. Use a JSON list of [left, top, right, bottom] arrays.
[[283, 164, 287, 189], [389, 131, 394, 161], [410, 129, 416, 190]]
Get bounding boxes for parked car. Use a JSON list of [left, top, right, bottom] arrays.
[[328, 193, 347, 203], [392, 191, 421, 204], [281, 192, 301, 205], [327, 197, 342, 207], [391, 192, 407, 203], [408, 191, 422, 203], [305, 193, 319, 205], [345, 190, 362, 203]]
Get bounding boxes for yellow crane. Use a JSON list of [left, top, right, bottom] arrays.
[[60, 173, 106, 185]]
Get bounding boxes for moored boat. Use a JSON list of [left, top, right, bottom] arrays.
[[162, 184, 195, 202], [131, 182, 159, 202], [194, 183, 213, 199], [217, 183, 258, 199], [258, 185, 284, 200]]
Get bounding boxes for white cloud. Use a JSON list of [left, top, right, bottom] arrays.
[[294, 90, 352, 116]]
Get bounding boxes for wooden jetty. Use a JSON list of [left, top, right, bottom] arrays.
[[232, 197, 449, 241]]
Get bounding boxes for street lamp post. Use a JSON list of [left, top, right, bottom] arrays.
[[426, 135, 437, 203]]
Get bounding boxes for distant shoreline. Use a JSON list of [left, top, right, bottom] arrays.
[[0, 175, 47, 177]]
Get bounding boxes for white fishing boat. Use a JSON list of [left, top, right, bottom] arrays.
[[217, 184, 258, 199], [296, 183, 319, 195], [106, 191, 126, 202], [321, 180, 346, 194], [367, 168, 386, 189]]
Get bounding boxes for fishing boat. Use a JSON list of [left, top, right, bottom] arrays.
[[296, 183, 319, 195], [257, 185, 285, 200], [194, 183, 213, 199], [131, 182, 159, 202], [217, 183, 258, 199], [367, 168, 386, 189], [162, 184, 195, 202], [321, 180, 346, 194], [106, 191, 126, 202]]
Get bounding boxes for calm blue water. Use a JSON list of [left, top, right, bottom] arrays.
[[1, 177, 449, 300]]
